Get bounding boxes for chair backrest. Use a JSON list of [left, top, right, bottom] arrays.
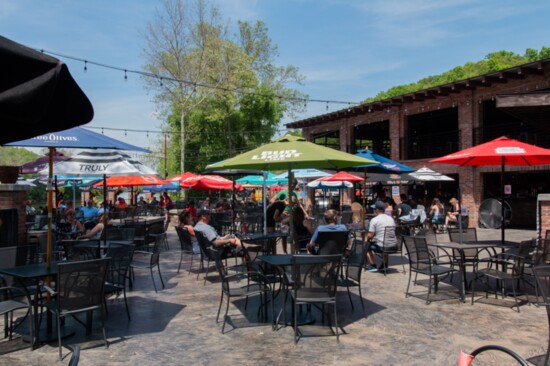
[[448, 228, 477, 242], [149, 233, 165, 264], [316, 230, 349, 255], [533, 265, 550, 306], [56, 258, 110, 312], [382, 226, 399, 249], [291, 254, 342, 298], [534, 239, 550, 265], [0, 245, 41, 268], [209, 248, 230, 293], [195, 231, 217, 261], [416, 228, 438, 244], [345, 239, 366, 283], [122, 221, 146, 237], [402, 236, 431, 272], [105, 244, 135, 287], [107, 228, 136, 241], [63, 240, 100, 261], [175, 226, 194, 253]]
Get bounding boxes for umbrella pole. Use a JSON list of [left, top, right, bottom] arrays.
[[501, 156, 505, 244], [231, 177, 236, 234], [263, 172, 267, 235], [288, 168, 295, 254], [46, 147, 54, 269], [103, 173, 108, 257], [362, 168, 367, 239], [457, 187, 463, 244]]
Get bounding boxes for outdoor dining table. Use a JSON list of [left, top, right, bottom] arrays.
[[428, 240, 519, 301], [0, 261, 75, 349]]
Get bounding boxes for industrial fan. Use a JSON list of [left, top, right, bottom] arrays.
[[478, 198, 512, 229]]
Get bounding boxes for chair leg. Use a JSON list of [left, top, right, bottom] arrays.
[[333, 301, 339, 344], [216, 291, 224, 323], [511, 279, 520, 313], [101, 307, 109, 349], [57, 313, 63, 361], [177, 251, 184, 274], [157, 265, 165, 289], [221, 296, 230, 334], [203, 259, 211, 286], [346, 287, 354, 311], [405, 271, 412, 298], [123, 286, 131, 321], [426, 275, 433, 305], [150, 268, 158, 293], [294, 300, 298, 344], [358, 285, 365, 312]]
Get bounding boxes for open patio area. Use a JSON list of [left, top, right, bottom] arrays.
[[1, 227, 547, 365]]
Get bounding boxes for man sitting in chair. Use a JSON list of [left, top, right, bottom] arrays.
[[307, 209, 349, 254], [194, 208, 246, 258], [366, 201, 396, 272]]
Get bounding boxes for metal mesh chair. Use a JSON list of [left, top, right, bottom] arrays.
[[290, 254, 343, 344], [44, 258, 110, 360], [130, 233, 165, 292], [0, 285, 33, 349], [533, 265, 550, 366], [317, 230, 349, 255], [175, 226, 198, 274], [338, 239, 366, 311], [104, 243, 135, 320], [378, 226, 404, 276]]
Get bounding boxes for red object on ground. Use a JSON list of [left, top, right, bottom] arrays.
[[317, 171, 363, 183], [95, 175, 168, 187], [180, 175, 242, 191]]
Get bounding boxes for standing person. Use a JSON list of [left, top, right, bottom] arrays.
[[162, 192, 174, 210], [270, 178, 298, 203], [186, 201, 197, 219], [266, 199, 287, 253], [366, 201, 396, 271]]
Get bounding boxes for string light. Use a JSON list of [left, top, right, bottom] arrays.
[[124, 70, 128, 81], [84, 60, 87, 72], [38, 48, 361, 107]]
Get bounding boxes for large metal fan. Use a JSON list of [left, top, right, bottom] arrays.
[[478, 198, 512, 229]]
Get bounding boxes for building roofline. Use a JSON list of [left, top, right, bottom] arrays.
[[286, 57, 549, 129]]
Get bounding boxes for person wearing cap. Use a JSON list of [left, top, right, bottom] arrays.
[[366, 200, 396, 271], [270, 178, 299, 203], [194, 208, 245, 258]]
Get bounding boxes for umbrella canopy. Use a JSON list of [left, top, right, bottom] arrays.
[[20, 151, 68, 174], [308, 179, 353, 189], [317, 171, 363, 183], [272, 169, 332, 179], [353, 149, 415, 173], [430, 136, 550, 242], [408, 167, 454, 182], [0, 36, 93, 144], [236, 172, 288, 186], [142, 182, 181, 193], [206, 136, 377, 171], [363, 173, 416, 186], [44, 150, 154, 177], [180, 175, 242, 191], [6, 126, 150, 152], [95, 175, 167, 187], [167, 171, 197, 182]]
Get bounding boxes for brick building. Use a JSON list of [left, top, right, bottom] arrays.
[[287, 58, 550, 230]]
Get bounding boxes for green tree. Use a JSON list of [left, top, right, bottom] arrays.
[[0, 147, 39, 166]]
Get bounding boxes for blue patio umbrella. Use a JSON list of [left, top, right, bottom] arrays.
[[236, 172, 288, 186], [271, 169, 331, 180], [353, 149, 415, 173], [142, 182, 181, 193]]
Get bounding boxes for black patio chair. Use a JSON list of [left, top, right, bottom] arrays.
[[289, 254, 342, 344], [130, 232, 165, 293], [44, 258, 110, 360], [316, 230, 349, 255], [195, 231, 219, 285], [210, 248, 273, 334], [378, 226, 405, 276], [402, 236, 458, 304], [338, 239, 366, 311], [0, 285, 33, 349], [106, 227, 135, 241], [104, 243, 135, 320], [471, 240, 531, 312], [175, 226, 198, 274]]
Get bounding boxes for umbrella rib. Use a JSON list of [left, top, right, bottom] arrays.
[[520, 156, 532, 166]]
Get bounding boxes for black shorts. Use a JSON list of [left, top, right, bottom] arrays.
[[367, 242, 383, 253]]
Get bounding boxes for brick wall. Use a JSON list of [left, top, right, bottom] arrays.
[[0, 184, 31, 245], [538, 194, 550, 239]]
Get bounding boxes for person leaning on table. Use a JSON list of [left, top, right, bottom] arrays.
[[365, 201, 396, 272]]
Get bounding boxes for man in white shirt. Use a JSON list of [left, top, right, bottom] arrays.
[[366, 201, 396, 271]]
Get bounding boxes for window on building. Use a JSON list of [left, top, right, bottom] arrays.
[[353, 121, 390, 156], [312, 131, 340, 150]]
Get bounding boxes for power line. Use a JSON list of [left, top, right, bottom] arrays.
[[39, 49, 362, 106]]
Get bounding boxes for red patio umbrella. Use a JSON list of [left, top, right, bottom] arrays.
[[168, 172, 197, 182], [180, 175, 242, 191], [430, 136, 550, 242], [317, 171, 363, 183], [95, 175, 168, 187]]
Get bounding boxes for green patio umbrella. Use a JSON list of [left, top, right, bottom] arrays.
[[205, 135, 378, 249]]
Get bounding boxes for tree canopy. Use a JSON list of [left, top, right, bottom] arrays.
[[142, 0, 304, 175], [364, 47, 550, 103], [0, 147, 39, 166]]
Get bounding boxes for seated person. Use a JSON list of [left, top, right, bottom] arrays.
[[149, 195, 159, 205], [137, 196, 146, 206], [429, 198, 444, 230], [59, 209, 85, 239], [78, 214, 109, 240], [116, 197, 128, 210], [397, 194, 412, 219], [186, 201, 197, 219], [366, 201, 396, 271], [445, 197, 460, 227], [308, 209, 349, 254], [179, 211, 200, 254], [79, 199, 99, 228], [194, 209, 246, 259]]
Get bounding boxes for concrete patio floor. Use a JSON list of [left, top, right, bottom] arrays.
[[2, 227, 548, 365]]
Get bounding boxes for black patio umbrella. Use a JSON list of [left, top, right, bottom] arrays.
[[0, 36, 94, 144]]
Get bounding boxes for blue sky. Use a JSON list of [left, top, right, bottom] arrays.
[[2, 0, 549, 152]]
